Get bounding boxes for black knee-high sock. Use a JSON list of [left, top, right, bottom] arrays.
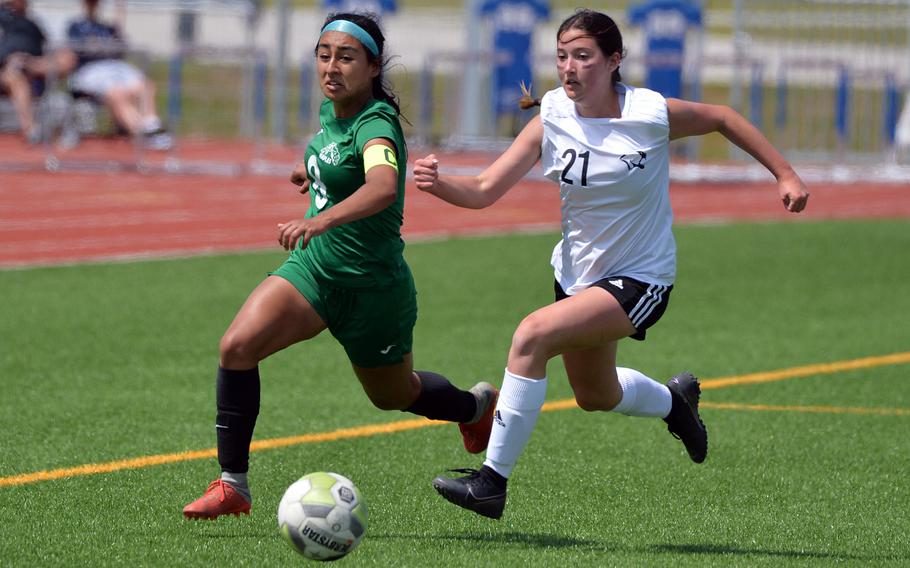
[[403, 370, 477, 423], [216, 366, 260, 473]]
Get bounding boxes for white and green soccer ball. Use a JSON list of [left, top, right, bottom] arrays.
[[277, 472, 368, 561]]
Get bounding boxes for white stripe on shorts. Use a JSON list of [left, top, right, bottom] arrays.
[[628, 284, 667, 328]]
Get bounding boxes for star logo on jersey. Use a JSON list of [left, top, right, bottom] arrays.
[[620, 151, 647, 170], [319, 142, 341, 166]]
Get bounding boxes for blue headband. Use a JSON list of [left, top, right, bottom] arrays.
[[320, 20, 379, 57]]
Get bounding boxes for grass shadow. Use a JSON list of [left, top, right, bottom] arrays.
[[369, 530, 614, 552], [372, 533, 907, 563], [651, 543, 907, 563]]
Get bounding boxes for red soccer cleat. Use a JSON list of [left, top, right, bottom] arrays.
[[183, 479, 251, 520], [459, 382, 499, 454]]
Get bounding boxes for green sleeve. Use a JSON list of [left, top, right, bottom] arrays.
[[354, 111, 402, 159]]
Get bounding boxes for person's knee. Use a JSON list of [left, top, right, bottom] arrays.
[[219, 329, 259, 368], [510, 313, 552, 359], [364, 386, 415, 411], [1, 67, 25, 89], [366, 392, 406, 411], [105, 86, 132, 105], [361, 369, 419, 411], [56, 50, 77, 76]]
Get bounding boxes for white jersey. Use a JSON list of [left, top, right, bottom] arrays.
[[540, 84, 676, 295]]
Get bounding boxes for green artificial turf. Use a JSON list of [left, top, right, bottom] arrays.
[[1, 219, 908, 566]]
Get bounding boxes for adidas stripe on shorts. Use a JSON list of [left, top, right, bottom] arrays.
[[554, 276, 673, 341]]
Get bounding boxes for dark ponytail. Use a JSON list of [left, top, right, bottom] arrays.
[[319, 12, 402, 117]]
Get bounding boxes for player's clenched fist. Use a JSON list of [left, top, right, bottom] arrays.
[[412, 154, 439, 192], [290, 161, 311, 195]]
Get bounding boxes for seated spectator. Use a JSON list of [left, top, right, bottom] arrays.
[[0, 0, 76, 144], [66, 0, 171, 149]]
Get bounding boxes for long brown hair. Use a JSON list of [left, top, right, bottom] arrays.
[[520, 9, 626, 109]]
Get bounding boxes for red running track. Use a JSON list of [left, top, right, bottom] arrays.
[[1, 148, 909, 268]]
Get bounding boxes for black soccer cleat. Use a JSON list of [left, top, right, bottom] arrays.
[[432, 467, 507, 519], [663, 372, 708, 464]]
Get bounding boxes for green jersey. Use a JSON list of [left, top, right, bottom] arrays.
[[297, 98, 408, 288]]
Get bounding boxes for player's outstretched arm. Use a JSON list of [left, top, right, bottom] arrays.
[[667, 98, 809, 213], [413, 116, 544, 209]]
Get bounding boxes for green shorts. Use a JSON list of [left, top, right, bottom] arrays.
[[271, 255, 417, 368]]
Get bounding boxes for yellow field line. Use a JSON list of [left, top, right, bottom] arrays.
[[2, 351, 909, 488], [543, 398, 910, 416], [699, 351, 910, 389], [701, 402, 910, 416], [543, 399, 910, 416], [0, 419, 447, 488]]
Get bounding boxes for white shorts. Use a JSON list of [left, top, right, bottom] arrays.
[[69, 60, 145, 98]]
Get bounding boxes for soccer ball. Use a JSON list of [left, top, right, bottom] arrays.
[[277, 472, 368, 561]]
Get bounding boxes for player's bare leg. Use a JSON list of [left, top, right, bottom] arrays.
[[184, 277, 326, 520]]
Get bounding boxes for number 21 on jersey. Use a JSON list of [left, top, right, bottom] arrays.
[[560, 148, 589, 186]]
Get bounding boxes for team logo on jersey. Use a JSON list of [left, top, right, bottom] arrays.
[[319, 142, 341, 166], [620, 151, 647, 170]]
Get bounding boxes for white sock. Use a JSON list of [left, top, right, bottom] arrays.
[[221, 471, 251, 503], [611, 367, 672, 418], [141, 116, 162, 133], [483, 369, 548, 479]]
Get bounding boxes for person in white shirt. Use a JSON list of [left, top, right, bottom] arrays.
[[412, 8, 809, 520]]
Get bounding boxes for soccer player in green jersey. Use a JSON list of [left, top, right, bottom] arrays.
[[183, 12, 498, 520]]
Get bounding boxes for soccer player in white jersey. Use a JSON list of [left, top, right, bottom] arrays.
[[412, 8, 809, 519]]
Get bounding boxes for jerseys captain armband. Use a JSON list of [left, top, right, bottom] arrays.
[[363, 143, 398, 173]]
